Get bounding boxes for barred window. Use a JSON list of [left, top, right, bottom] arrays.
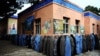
[[75, 20, 80, 33], [92, 24, 95, 33], [63, 17, 69, 33], [35, 18, 41, 34], [97, 25, 99, 33]]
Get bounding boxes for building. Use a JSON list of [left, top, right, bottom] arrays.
[[0, 15, 18, 39], [84, 11, 100, 35], [18, 0, 100, 37]]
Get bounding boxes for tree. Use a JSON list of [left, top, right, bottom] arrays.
[[0, 0, 41, 19], [99, 8, 100, 15], [84, 5, 100, 16], [0, 0, 24, 18]]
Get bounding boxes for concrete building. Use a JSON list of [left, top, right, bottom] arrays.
[[84, 11, 100, 35], [18, 0, 100, 37]]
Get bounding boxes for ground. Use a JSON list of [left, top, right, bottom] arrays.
[[0, 40, 46, 56], [0, 39, 100, 56]]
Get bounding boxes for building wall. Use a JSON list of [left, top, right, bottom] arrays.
[[84, 16, 100, 35], [90, 17, 98, 34], [84, 16, 90, 34], [18, 3, 53, 35], [18, 1, 100, 36], [0, 19, 8, 35], [18, 3, 85, 35], [53, 3, 84, 34], [97, 20, 100, 37]]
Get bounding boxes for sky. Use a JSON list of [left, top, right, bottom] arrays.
[[14, 4, 31, 16], [69, 0, 100, 9]]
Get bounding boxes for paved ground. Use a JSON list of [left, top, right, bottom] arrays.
[[0, 39, 100, 56], [0, 40, 46, 56], [75, 50, 100, 56]]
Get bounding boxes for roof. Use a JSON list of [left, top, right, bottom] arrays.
[[10, 15, 18, 19], [19, 0, 83, 17], [84, 11, 100, 20]]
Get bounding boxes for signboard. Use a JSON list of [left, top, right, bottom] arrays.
[[24, 16, 34, 30], [70, 25, 76, 34], [80, 26, 84, 34], [42, 20, 51, 34], [70, 25, 84, 34], [53, 19, 63, 34], [8, 18, 17, 35]]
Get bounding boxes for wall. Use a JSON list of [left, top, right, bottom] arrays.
[[84, 16, 100, 36], [0, 19, 8, 35], [84, 16, 90, 34], [97, 20, 100, 38], [18, 1, 100, 36], [90, 17, 98, 34], [53, 3, 84, 34], [18, 3, 53, 35]]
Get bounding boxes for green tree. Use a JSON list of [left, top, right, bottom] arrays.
[[84, 5, 100, 16], [0, 0, 41, 19]]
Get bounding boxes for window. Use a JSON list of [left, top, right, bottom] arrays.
[[97, 25, 99, 33], [75, 20, 80, 33], [92, 24, 95, 33], [35, 18, 41, 34], [63, 17, 69, 33]]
